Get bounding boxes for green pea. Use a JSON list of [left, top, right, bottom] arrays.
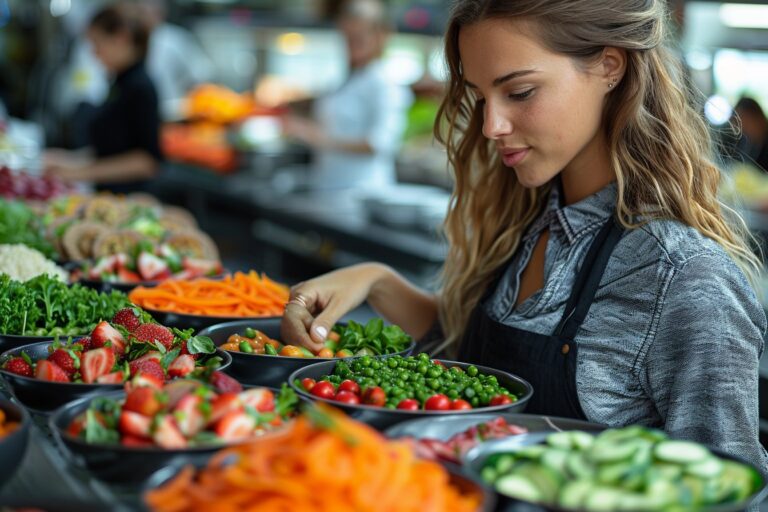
[[417, 363, 429, 375], [467, 365, 479, 377], [447, 389, 459, 399], [388, 358, 399, 369], [239, 341, 254, 353], [371, 360, 381, 370], [243, 327, 257, 338], [427, 367, 442, 379], [470, 396, 480, 407], [417, 353, 430, 363], [464, 387, 476, 399], [264, 344, 278, 356]]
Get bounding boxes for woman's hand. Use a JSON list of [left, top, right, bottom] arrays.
[[42, 149, 91, 182], [281, 263, 387, 353]]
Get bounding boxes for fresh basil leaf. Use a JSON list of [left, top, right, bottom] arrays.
[[364, 318, 384, 339], [276, 384, 300, 418], [153, 341, 167, 354], [186, 335, 215, 355], [160, 348, 181, 371], [85, 409, 119, 445], [21, 351, 33, 366]]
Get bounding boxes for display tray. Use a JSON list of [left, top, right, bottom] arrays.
[[197, 318, 415, 387]]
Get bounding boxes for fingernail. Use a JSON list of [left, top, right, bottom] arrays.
[[313, 326, 328, 339]]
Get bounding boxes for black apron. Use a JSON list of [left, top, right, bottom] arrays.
[[457, 215, 624, 419]]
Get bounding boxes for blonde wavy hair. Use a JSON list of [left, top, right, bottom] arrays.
[[435, 0, 761, 351]]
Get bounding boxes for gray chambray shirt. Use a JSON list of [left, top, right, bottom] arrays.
[[485, 181, 768, 474]]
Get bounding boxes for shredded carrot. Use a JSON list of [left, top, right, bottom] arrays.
[[129, 271, 289, 317], [0, 409, 19, 438], [144, 406, 482, 512]]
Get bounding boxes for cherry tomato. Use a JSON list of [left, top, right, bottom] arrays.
[[432, 360, 446, 367], [301, 378, 316, 392], [310, 381, 336, 399], [361, 386, 386, 407], [450, 399, 472, 410], [338, 379, 361, 395], [489, 395, 513, 406], [396, 399, 420, 410], [334, 390, 361, 405], [424, 394, 451, 411], [316, 347, 334, 358]]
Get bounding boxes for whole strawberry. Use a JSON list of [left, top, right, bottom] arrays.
[[48, 349, 79, 378], [131, 324, 174, 351], [112, 308, 141, 333], [129, 358, 165, 381], [210, 371, 242, 394], [3, 357, 32, 377], [73, 336, 92, 351]]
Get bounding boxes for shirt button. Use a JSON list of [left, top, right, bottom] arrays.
[[561, 343, 570, 355]]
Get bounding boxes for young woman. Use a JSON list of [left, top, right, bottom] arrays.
[[44, 2, 162, 193], [281, 0, 768, 472]]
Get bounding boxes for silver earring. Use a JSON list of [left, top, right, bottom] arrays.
[[608, 78, 617, 89]]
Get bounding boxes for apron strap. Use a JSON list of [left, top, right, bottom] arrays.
[[555, 216, 624, 339]]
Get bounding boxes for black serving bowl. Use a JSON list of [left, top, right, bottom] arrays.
[[0, 399, 31, 490], [289, 359, 533, 431], [139, 454, 497, 512], [0, 341, 232, 412], [385, 412, 605, 442], [50, 385, 300, 484], [142, 307, 279, 331], [198, 318, 416, 387], [464, 432, 768, 512], [0, 333, 80, 353]]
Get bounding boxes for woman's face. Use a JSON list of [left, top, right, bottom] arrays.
[[459, 18, 611, 188], [88, 28, 133, 73]]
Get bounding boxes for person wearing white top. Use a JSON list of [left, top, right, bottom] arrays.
[[281, 0, 413, 190]]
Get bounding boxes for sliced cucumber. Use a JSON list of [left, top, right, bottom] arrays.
[[686, 456, 723, 479], [596, 460, 635, 485], [494, 454, 515, 474], [515, 445, 547, 460], [524, 465, 562, 503], [547, 431, 577, 450], [558, 480, 593, 509], [480, 466, 497, 484], [654, 440, 710, 465], [584, 487, 623, 512], [495, 474, 543, 502], [570, 431, 595, 450], [566, 452, 594, 480], [590, 439, 643, 463], [541, 448, 569, 473], [615, 493, 668, 511]]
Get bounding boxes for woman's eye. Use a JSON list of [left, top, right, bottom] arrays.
[[509, 89, 535, 101]]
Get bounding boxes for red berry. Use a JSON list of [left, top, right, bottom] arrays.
[[48, 349, 79, 377], [489, 395, 513, 407], [334, 390, 361, 405], [361, 386, 386, 407], [3, 357, 32, 377], [338, 379, 361, 395], [301, 378, 316, 391], [73, 336, 92, 351], [450, 399, 472, 410], [131, 324, 174, 351], [111, 308, 141, 333], [209, 371, 242, 394], [310, 381, 336, 399], [128, 359, 165, 381], [90, 321, 126, 356], [35, 360, 70, 382]]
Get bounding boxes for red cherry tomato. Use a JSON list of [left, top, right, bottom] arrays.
[[301, 378, 316, 392], [338, 379, 361, 395], [450, 399, 472, 410], [334, 390, 361, 405], [310, 381, 336, 399], [489, 394, 513, 406], [432, 360, 445, 367], [424, 394, 451, 411], [396, 399, 420, 411], [361, 386, 386, 407]]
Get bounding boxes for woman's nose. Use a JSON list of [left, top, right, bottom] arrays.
[[482, 101, 513, 140]]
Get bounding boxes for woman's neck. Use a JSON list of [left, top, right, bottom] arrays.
[[560, 130, 616, 205]]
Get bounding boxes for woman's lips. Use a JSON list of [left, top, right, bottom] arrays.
[[500, 148, 530, 167]]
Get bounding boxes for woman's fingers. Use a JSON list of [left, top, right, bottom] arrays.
[[280, 292, 326, 352]]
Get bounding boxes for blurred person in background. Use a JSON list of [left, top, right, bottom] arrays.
[[43, 2, 162, 194], [281, 0, 413, 190], [732, 97, 768, 173]]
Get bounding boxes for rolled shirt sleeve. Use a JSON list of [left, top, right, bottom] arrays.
[[645, 252, 768, 475]]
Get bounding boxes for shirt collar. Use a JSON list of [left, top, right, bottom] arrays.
[[524, 180, 618, 245]]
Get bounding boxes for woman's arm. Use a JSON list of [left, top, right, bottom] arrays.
[[281, 262, 438, 352], [45, 149, 159, 184], [644, 252, 768, 475]]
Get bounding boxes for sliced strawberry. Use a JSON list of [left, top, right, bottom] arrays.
[[128, 358, 165, 380], [81, 348, 116, 384], [173, 394, 205, 437], [208, 393, 243, 425], [209, 371, 242, 394], [90, 321, 126, 356], [96, 371, 126, 384], [112, 308, 142, 332], [238, 388, 275, 413], [167, 354, 195, 378], [48, 349, 79, 378], [214, 411, 256, 442], [182, 257, 222, 276], [35, 360, 70, 382], [123, 387, 163, 416], [137, 252, 169, 281], [153, 415, 187, 448], [125, 372, 164, 392], [131, 324, 174, 351], [3, 357, 32, 377], [164, 380, 206, 408], [118, 410, 152, 438], [121, 435, 155, 447], [117, 268, 141, 283]]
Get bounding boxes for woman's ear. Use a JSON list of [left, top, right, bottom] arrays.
[[601, 47, 627, 89]]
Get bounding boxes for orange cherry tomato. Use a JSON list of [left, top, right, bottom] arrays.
[[279, 345, 304, 357], [317, 347, 334, 358]]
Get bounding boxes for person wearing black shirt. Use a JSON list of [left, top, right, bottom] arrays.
[[43, 2, 162, 193], [732, 97, 768, 173]]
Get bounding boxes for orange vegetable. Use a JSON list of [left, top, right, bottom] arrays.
[[129, 271, 289, 318], [279, 345, 303, 357], [144, 406, 482, 512], [0, 409, 19, 438], [317, 347, 334, 358]]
